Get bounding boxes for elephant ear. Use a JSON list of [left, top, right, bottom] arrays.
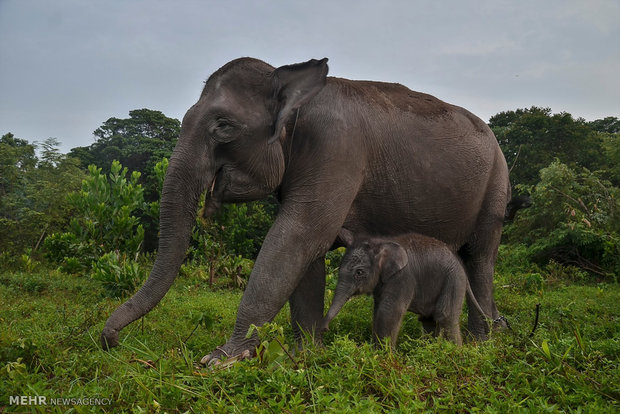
[[337, 227, 355, 247], [268, 58, 329, 144], [377, 242, 408, 281]]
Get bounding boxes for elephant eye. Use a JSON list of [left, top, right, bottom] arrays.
[[210, 119, 236, 143], [355, 269, 365, 277], [214, 120, 234, 133]]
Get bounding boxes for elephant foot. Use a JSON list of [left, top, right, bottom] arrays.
[[467, 315, 511, 341], [201, 349, 253, 368], [200, 341, 257, 366], [492, 315, 512, 331], [101, 327, 119, 350]]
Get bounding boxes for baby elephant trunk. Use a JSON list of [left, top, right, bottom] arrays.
[[322, 284, 355, 331]]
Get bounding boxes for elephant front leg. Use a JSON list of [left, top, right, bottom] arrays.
[[200, 212, 340, 365], [373, 298, 408, 349], [289, 256, 326, 345]]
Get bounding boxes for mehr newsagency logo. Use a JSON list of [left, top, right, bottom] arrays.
[[9, 395, 112, 406]]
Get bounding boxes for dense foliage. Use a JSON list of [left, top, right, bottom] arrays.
[[0, 135, 83, 263], [491, 109, 620, 279], [504, 161, 619, 279], [69, 109, 180, 250], [44, 161, 146, 277], [69, 109, 179, 184], [489, 107, 618, 187]]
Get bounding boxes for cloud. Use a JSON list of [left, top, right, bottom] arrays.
[[0, 0, 618, 152]]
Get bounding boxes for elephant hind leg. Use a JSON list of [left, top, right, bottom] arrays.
[[289, 256, 326, 345], [460, 204, 507, 340], [436, 321, 463, 345]]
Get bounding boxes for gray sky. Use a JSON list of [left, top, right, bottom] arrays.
[[1, 0, 619, 153]]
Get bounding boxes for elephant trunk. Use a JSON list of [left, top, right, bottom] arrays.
[[322, 284, 354, 331], [101, 148, 211, 349]]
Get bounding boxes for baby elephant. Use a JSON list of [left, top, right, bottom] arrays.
[[323, 229, 488, 346]]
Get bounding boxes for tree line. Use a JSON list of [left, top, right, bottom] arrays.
[[1, 107, 618, 289]]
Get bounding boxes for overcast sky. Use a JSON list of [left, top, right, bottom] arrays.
[[1, 0, 618, 153]]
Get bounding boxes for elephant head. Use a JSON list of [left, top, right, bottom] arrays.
[[322, 229, 408, 331], [101, 58, 329, 349]]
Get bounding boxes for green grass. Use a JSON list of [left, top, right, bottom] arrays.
[[1, 264, 618, 413]]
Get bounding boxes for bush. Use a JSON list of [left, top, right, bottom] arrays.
[[504, 160, 619, 280], [203, 200, 276, 259], [44, 160, 145, 272], [91, 251, 146, 298], [186, 197, 276, 287], [43, 232, 94, 273], [67, 161, 145, 255], [0, 136, 83, 258], [181, 254, 254, 289]]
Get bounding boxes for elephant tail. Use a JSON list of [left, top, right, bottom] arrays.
[[465, 280, 491, 323]]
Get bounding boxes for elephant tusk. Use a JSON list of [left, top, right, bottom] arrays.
[[209, 174, 217, 195]]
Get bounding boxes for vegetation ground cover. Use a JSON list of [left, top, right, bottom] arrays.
[[1, 261, 618, 412]]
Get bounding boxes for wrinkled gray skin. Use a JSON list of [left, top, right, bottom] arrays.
[[100, 57, 511, 364], [323, 229, 489, 346]]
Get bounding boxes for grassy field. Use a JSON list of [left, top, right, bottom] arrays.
[[1, 260, 618, 413]]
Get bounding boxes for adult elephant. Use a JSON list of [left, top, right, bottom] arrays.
[[100, 58, 511, 363]]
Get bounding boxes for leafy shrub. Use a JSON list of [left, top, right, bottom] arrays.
[[44, 160, 145, 272], [91, 251, 145, 298], [496, 244, 540, 275], [181, 254, 254, 289], [544, 260, 590, 284], [67, 161, 145, 254], [187, 196, 275, 287], [325, 247, 346, 295], [144, 157, 168, 224], [523, 272, 544, 294], [43, 232, 94, 273], [201, 200, 276, 259], [0, 135, 83, 258], [504, 160, 619, 280]]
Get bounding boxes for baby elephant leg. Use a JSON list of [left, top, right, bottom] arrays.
[[436, 320, 463, 346], [433, 264, 467, 345], [373, 300, 408, 348]]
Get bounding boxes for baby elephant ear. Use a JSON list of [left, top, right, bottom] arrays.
[[378, 242, 408, 280], [337, 227, 355, 247]]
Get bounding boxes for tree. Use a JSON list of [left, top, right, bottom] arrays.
[[600, 132, 620, 185], [504, 160, 619, 279], [69, 109, 179, 196], [589, 117, 620, 134], [490, 107, 607, 187], [0, 135, 83, 259], [70, 108, 179, 173], [44, 161, 145, 272], [69, 109, 180, 250], [0, 133, 37, 219]]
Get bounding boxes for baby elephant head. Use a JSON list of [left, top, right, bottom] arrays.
[[322, 228, 408, 331]]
